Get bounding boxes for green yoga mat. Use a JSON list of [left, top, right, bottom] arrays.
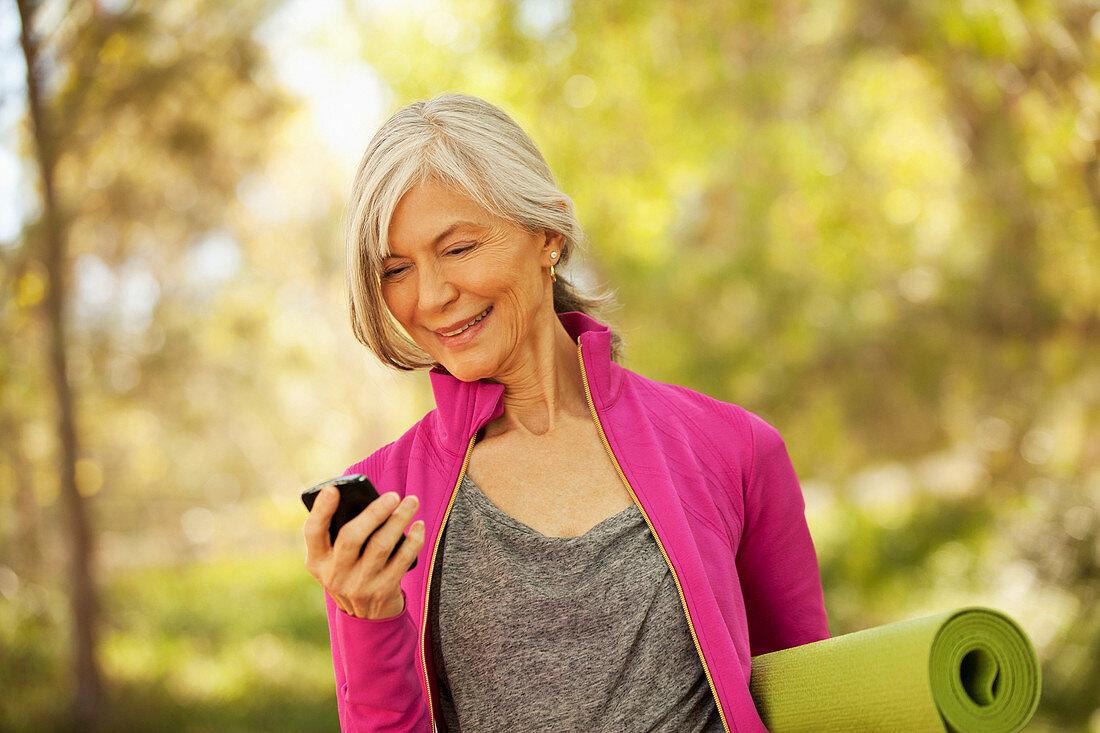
[[749, 607, 1041, 732]]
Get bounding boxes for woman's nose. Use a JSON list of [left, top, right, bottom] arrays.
[[417, 264, 459, 312]]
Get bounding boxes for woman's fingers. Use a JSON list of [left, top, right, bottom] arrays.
[[331, 491, 406, 563], [303, 486, 339, 562], [362, 495, 419, 564], [382, 520, 425, 581], [305, 488, 423, 618], [346, 517, 423, 620]]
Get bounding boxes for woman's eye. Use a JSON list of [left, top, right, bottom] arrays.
[[447, 243, 476, 256], [382, 265, 409, 279]]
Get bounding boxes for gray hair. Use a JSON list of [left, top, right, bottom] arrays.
[[344, 92, 620, 371]]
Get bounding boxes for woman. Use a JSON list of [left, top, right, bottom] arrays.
[[304, 93, 829, 732]]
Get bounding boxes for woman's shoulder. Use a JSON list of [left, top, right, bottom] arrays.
[[608, 365, 796, 505], [341, 407, 450, 484], [614, 363, 771, 430], [610, 362, 791, 468]]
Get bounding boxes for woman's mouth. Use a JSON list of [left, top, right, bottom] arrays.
[[437, 306, 492, 338]]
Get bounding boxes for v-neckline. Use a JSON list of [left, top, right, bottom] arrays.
[[459, 474, 639, 541]]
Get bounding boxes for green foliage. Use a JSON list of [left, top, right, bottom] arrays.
[[0, 554, 335, 733], [0, 583, 70, 731], [341, 1, 1100, 728], [5, 0, 1099, 730]]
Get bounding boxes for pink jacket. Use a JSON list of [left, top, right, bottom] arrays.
[[325, 312, 829, 732]]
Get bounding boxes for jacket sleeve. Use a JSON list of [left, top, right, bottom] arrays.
[[326, 591, 431, 732], [734, 412, 830, 656]]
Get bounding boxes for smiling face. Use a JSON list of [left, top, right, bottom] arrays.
[[381, 178, 560, 382]]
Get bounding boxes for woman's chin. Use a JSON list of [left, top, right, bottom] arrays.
[[438, 358, 494, 383]]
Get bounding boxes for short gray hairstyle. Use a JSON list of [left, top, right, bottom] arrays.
[[344, 92, 620, 371]]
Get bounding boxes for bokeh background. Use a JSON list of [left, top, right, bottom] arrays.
[[3, 0, 1099, 730]]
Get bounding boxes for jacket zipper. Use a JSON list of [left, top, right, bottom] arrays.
[[577, 344, 732, 733], [421, 431, 476, 732]]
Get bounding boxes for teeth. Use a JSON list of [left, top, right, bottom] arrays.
[[441, 307, 491, 337]]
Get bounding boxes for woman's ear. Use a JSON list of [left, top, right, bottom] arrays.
[[542, 230, 565, 264]]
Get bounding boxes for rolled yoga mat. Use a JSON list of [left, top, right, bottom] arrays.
[[748, 606, 1041, 733]]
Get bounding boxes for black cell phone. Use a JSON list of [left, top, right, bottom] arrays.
[[301, 474, 417, 569]]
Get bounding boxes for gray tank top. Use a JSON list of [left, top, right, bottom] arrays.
[[428, 474, 722, 731]]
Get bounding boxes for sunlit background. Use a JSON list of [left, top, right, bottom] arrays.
[[3, 0, 1098, 730]]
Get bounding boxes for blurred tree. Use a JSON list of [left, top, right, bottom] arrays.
[[7, 0, 290, 726], [17, 0, 101, 722]]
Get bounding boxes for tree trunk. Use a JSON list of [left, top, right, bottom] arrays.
[[16, 0, 102, 727], [4, 414, 41, 575]]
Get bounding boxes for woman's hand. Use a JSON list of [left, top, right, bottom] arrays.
[[303, 486, 425, 620]]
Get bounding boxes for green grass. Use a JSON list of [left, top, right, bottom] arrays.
[[0, 553, 339, 732]]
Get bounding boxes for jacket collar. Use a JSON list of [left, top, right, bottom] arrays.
[[427, 311, 615, 452]]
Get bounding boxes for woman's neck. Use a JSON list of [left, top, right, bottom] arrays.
[[486, 316, 588, 438]]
